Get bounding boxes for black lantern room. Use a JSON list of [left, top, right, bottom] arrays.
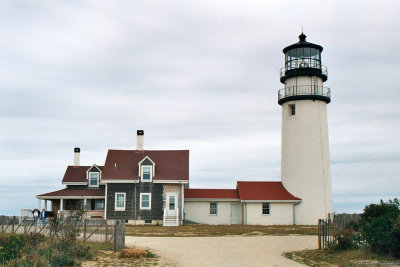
[[280, 33, 327, 84]]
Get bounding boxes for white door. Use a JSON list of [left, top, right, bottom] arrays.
[[166, 193, 178, 217], [231, 203, 241, 224]]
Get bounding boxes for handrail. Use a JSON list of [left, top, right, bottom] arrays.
[[278, 85, 331, 100], [280, 65, 328, 78]]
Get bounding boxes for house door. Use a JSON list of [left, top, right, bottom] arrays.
[[166, 193, 178, 217], [231, 203, 241, 224]]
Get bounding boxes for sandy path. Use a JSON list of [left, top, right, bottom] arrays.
[[126, 235, 317, 267]]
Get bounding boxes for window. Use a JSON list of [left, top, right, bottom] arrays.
[[140, 193, 151, 210], [289, 104, 296, 116], [210, 202, 217, 215], [262, 202, 270, 215], [89, 172, 99, 187], [96, 199, 105, 210], [115, 193, 126, 211], [169, 195, 175, 210], [141, 166, 152, 182]]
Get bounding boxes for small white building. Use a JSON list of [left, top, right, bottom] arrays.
[[184, 181, 301, 225]]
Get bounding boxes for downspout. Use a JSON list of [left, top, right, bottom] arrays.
[[244, 201, 248, 225], [180, 182, 183, 225], [293, 202, 300, 225], [134, 184, 137, 225]]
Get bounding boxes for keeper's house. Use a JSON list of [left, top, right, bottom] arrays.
[[37, 131, 301, 226]]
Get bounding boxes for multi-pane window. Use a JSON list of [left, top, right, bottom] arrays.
[[262, 202, 270, 215], [89, 172, 99, 187], [210, 202, 218, 215], [115, 193, 125, 211], [141, 166, 152, 181], [169, 196, 175, 210], [140, 193, 151, 210]]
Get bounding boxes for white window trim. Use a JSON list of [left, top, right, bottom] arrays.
[[140, 193, 151, 210], [88, 172, 100, 187], [140, 165, 153, 182], [262, 202, 271, 216], [209, 202, 218, 216], [115, 192, 126, 211]]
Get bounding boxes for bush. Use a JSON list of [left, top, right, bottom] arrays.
[[0, 234, 27, 263], [0, 207, 94, 266], [360, 199, 400, 257], [335, 229, 363, 250], [6, 254, 49, 267]]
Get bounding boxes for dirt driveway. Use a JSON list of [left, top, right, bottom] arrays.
[[126, 235, 317, 267]]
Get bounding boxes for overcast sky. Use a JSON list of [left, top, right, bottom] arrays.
[[1, 1, 399, 216]]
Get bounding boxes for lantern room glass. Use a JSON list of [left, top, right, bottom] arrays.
[[285, 48, 321, 71]]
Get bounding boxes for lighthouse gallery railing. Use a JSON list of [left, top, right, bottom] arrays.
[[278, 85, 331, 100]]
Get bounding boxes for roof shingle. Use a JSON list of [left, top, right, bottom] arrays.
[[102, 150, 189, 181], [237, 181, 301, 201]]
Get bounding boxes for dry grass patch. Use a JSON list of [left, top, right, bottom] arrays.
[[125, 224, 317, 237], [82, 249, 160, 267], [283, 249, 400, 267]]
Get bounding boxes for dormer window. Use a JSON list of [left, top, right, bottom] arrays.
[[89, 172, 99, 187], [138, 156, 155, 182], [141, 166, 152, 182], [86, 164, 102, 187]]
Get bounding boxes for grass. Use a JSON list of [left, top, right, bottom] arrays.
[[125, 224, 318, 237], [83, 241, 113, 251], [283, 248, 400, 267]]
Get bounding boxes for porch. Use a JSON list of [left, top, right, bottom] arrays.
[[37, 188, 106, 219]]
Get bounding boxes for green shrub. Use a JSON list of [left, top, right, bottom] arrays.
[[335, 229, 363, 250], [6, 254, 49, 267], [0, 234, 27, 263], [360, 199, 400, 257]]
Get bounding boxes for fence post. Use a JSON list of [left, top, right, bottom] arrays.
[[24, 217, 27, 234], [12, 216, 15, 233], [105, 220, 108, 242], [1, 216, 3, 233], [113, 221, 117, 252], [83, 219, 87, 239], [318, 219, 321, 249]]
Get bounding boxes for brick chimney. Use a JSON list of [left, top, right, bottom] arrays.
[[137, 130, 144, 150], [74, 147, 80, 166]]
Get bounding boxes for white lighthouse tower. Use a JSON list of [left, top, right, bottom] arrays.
[[279, 33, 333, 225]]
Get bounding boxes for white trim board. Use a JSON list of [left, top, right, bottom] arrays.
[[100, 179, 139, 184], [240, 200, 301, 203], [37, 196, 105, 200], [153, 180, 189, 184], [184, 198, 240, 202]]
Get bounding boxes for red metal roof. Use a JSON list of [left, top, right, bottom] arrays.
[[102, 150, 189, 181], [237, 181, 301, 201], [37, 188, 105, 198], [62, 166, 103, 183], [185, 188, 239, 199]]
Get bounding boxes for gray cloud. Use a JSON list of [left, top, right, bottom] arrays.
[[1, 0, 399, 215]]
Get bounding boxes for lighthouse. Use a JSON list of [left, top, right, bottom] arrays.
[[279, 33, 333, 225]]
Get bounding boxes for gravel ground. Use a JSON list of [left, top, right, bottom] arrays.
[[126, 235, 317, 267]]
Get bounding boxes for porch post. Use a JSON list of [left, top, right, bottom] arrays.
[[84, 199, 87, 210], [44, 200, 48, 211], [60, 199, 64, 211], [38, 199, 41, 210]]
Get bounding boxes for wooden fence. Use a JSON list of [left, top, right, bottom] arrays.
[[0, 216, 125, 251], [318, 218, 338, 249], [335, 213, 361, 230]]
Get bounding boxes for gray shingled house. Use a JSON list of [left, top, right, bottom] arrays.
[[37, 131, 189, 226]]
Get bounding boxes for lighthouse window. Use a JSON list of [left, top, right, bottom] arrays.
[[289, 104, 296, 116]]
